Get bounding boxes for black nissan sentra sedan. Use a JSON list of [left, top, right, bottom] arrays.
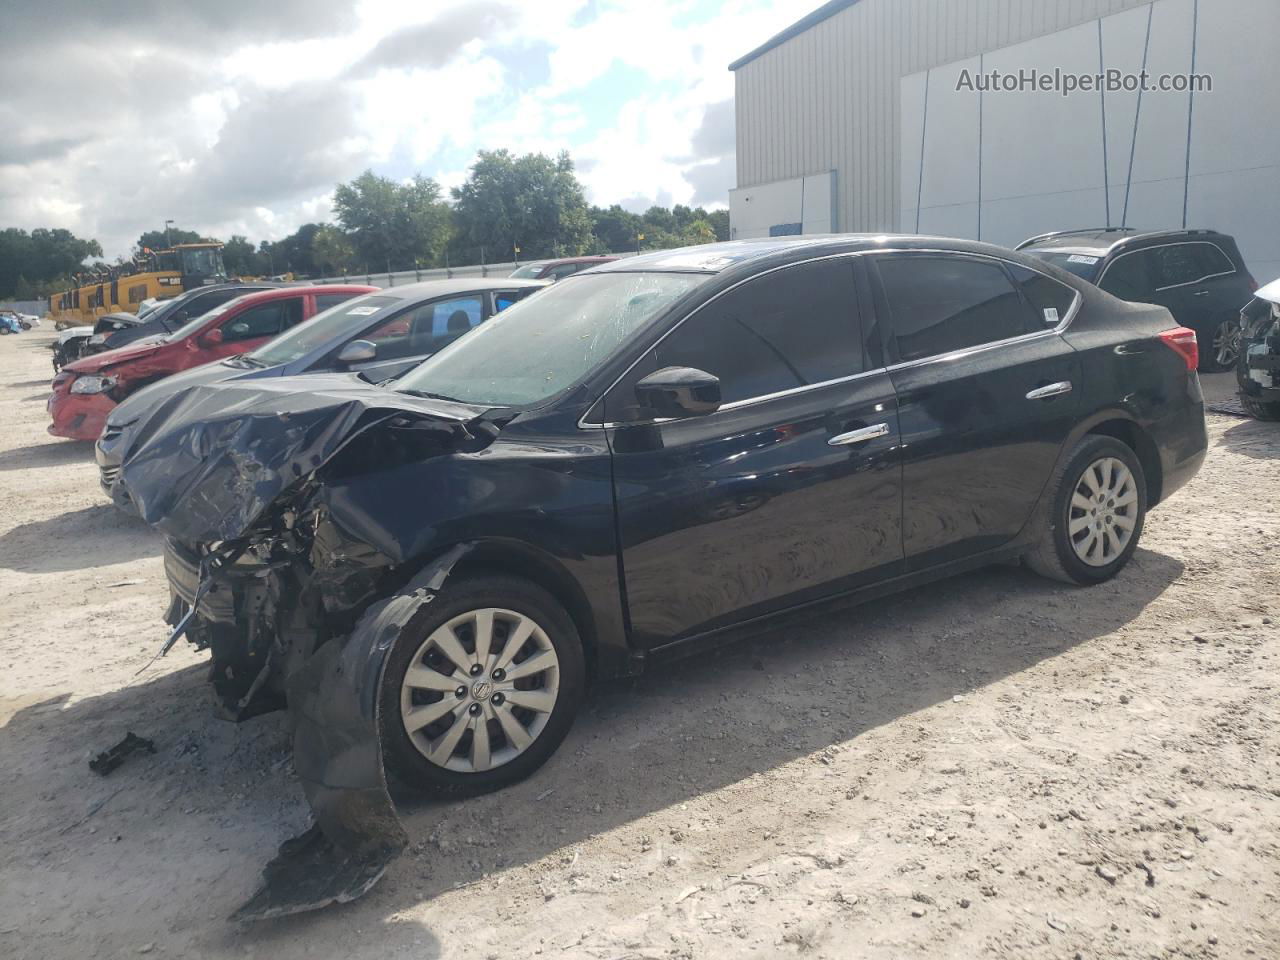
[[118, 235, 1207, 919], [96, 277, 547, 512]]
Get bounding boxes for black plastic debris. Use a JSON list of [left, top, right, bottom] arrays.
[[89, 732, 156, 775]]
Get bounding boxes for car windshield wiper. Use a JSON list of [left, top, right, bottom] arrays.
[[225, 354, 268, 369], [399, 388, 465, 403]]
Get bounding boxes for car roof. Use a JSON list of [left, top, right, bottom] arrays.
[[590, 234, 1044, 275], [1017, 227, 1232, 256], [347, 278, 549, 300]]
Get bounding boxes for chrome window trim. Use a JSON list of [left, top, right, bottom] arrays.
[[1097, 240, 1237, 294], [577, 247, 1081, 430]]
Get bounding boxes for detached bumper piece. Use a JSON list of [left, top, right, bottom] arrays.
[[231, 546, 471, 922]]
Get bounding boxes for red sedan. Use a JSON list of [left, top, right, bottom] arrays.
[[48, 284, 375, 441]]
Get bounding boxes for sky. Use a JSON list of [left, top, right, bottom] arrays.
[[0, 0, 815, 261]]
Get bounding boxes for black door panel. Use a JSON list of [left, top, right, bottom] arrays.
[[611, 374, 903, 645], [869, 252, 1082, 568], [889, 336, 1080, 567]]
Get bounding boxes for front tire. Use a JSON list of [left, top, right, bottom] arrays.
[[379, 574, 585, 796], [1239, 394, 1280, 421], [1025, 435, 1148, 585]]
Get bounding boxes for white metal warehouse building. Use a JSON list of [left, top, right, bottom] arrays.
[[728, 0, 1280, 282]]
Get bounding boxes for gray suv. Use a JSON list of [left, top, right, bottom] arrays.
[[1018, 228, 1257, 372]]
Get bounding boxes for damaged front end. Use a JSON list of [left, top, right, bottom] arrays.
[[1238, 283, 1280, 416], [122, 375, 503, 920]]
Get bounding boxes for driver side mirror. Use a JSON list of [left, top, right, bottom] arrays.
[[337, 339, 377, 366], [197, 327, 224, 348], [634, 366, 721, 418]]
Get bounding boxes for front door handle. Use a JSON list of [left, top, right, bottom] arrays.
[[1193, 290, 1210, 297], [1026, 381, 1073, 400], [828, 422, 890, 446]]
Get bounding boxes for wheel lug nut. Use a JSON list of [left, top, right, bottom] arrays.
[[492, 668, 506, 682], [469, 663, 483, 676], [492, 693, 505, 706], [455, 686, 467, 699], [468, 703, 482, 716]]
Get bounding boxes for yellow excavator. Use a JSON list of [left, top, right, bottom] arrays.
[[48, 242, 227, 328]]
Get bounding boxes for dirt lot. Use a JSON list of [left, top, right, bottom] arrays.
[[0, 328, 1277, 960]]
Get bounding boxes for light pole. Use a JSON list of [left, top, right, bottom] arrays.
[[164, 219, 174, 248]]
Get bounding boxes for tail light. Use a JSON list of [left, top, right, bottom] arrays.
[[1159, 326, 1199, 371]]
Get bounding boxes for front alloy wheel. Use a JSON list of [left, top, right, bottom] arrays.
[[380, 575, 584, 795], [399, 608, 561, 773]]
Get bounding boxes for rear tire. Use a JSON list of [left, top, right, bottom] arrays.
[[1239, 394, 1280, 421], [1198, 317, 1240, 373], [1024, 435, 1148, 585], [379, 574, 585, 797]]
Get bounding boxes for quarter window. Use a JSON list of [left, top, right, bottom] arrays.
[[649, 258, 864, 405], [874, 255, 1035, 362], [1007, 264, 1076, 327]]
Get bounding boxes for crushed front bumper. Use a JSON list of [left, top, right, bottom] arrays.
[[161, 540, 474, 922]]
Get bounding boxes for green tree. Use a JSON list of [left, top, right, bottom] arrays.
[[333, 170, 451, 272], [311, 225, 356, 275], [707, 208, 729, 241], [135, 226, 203, 252], [221, 235, 263, 276], [589, 204, 644, 253], [450, 150, 592, 261], [0, 227, 102, 299]]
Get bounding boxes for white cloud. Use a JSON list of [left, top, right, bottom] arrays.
[[1, 0, 814, 259]]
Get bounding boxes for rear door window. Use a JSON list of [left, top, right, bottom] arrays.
[[222, 302, 286, 342], [644, 258, 864, 405], [316, 293, 358, 312], [873, 255, 1037, 362], [1152, 245, 1205, 289], [361, 295, 485, 361]]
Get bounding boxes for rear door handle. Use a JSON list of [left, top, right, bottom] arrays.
[[1026, 381, 1073, 400], [828, 422, 890, 446], [1193, 290, 1210, 297]]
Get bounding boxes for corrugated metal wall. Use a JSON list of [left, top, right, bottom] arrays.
[[733, 0, 1153, 233]]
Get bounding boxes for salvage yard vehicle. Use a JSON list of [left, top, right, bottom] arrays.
[[1237, 277, 1280, 420], [1017, 228, 1256, 372], [93, 281, 282, 354], [119, 235, 1207, 920], [48, 285, 375, 441], [51, 313, 142, 371], [97, 278, 547, 511], [0, 312, 23, 335], [508, 255, 618, 280]]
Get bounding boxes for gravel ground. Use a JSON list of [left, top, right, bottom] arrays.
[[0, 329, 1277, 960]]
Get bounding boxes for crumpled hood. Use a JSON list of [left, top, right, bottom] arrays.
[[65, 338, 163, 374], [119, 373, 492, 544], [106, 358, 261, 428]]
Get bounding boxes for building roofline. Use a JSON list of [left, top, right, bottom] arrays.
[[728, 0, 862, 71]]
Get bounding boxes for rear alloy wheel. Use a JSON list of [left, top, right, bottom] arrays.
[[1200, 317, 1241, 372], [1239, 394, 1280, 421], [1025, 435, 1147, 585], [380, 575, 584, 795]]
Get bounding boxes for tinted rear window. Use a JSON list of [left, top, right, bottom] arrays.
[[875, 255, 1037, 362]]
